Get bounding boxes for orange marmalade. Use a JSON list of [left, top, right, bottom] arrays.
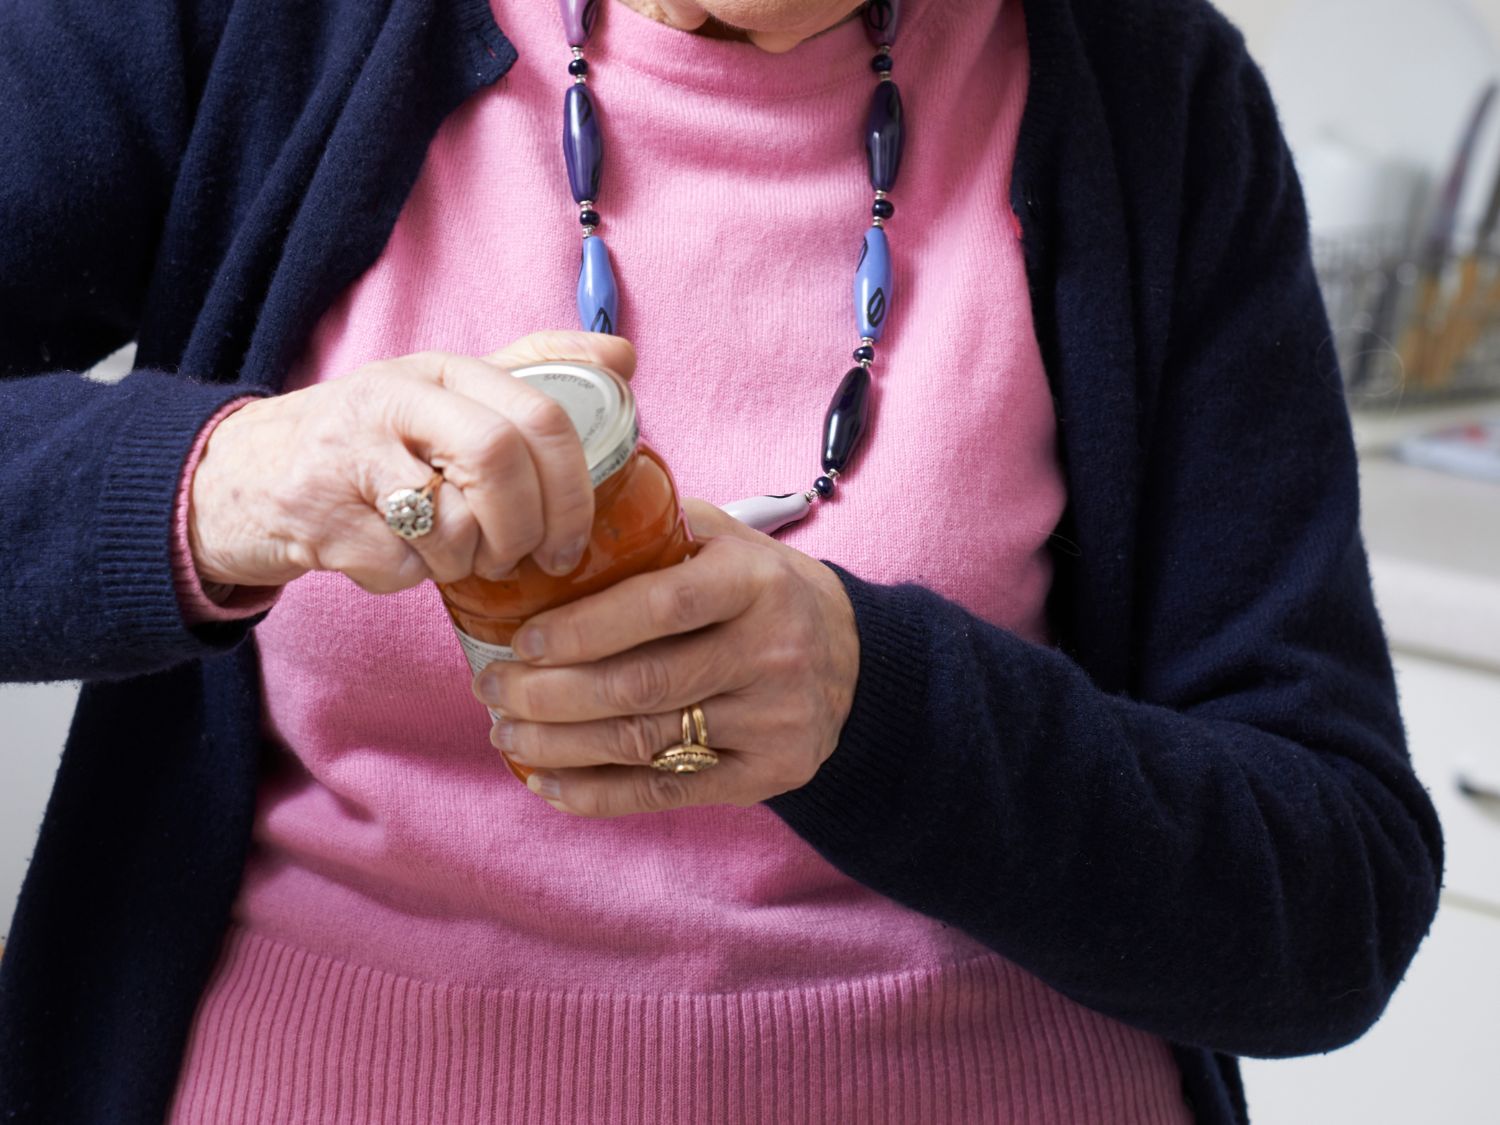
[[437, 362, 697, 782]]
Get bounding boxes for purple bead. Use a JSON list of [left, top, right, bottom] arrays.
[[822, 366, 871, 475], [563, 84, 602, 204], [865, 81, 904, 192], [862, 0, 900, 47], [560, 0, 602, 47], [813, 475, 836, 498]]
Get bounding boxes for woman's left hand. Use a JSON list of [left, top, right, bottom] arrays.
[[472, 499, 860, 816]]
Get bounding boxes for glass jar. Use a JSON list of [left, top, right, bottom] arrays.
[[438, 361, 697, 782]]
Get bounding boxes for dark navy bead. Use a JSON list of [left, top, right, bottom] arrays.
[[853, 344, 875, 363], [813, 475, 836, 498], [872, 198, 895, 220], [865, 81, 905, 192], [563, 84, 603, 204], [579, 209, 601, 227], [870, 52, 893, 74], [568, 58, 590, 77], [821, 365, 871, 474], [862, 0, 901, 46]]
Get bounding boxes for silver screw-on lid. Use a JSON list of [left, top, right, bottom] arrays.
[[508, 361, 639, 489]]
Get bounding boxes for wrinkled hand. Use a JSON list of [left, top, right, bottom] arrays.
[[473, 500, 861, 816], [189, 332, 636, 594]]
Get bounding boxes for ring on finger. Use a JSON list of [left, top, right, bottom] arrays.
[[383, 471, 444, 540], [650, 703, 719, 774]]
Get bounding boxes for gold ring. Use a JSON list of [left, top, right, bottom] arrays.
[[384, 471, 444, 540], [651, 704, 719, 774]]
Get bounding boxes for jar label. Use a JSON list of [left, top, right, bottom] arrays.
[[454, 628, 517, 722]]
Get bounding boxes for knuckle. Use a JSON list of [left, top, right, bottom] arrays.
[[603, 656, 672, 713], [469, 417, 523, 471], [616, 714, 663, 767], [565, 786, 608, 819], [511, 674, 549, 720], [515, 394, 576, 443], [651, 578, 700, 632], [636, 771, 690, 813]]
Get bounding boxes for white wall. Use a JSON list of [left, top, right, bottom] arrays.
[[0, 683, 78, 940], [1217, 0, 1500, 57]]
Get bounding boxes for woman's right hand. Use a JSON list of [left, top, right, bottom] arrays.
[[188, 331, 635, 594]]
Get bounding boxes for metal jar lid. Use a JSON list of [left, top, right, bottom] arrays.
[[508, 361, 639, 489]]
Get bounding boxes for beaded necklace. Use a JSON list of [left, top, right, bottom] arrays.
[[557, 0, 905, 534]]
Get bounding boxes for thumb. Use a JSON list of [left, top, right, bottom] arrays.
[[483, 331, 637, 383]]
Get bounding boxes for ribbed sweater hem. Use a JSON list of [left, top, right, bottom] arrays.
[[168, 925, 1191, 1125]]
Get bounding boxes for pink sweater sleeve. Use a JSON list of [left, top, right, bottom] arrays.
[[171, 397, 284, 624]]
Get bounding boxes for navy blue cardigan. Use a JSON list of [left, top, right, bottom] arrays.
[[0, 0, 1443, 1121]]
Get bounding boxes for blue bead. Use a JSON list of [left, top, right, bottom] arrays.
[[865, 81, 904, 192], [568, 58, 589, 77], [853, 344, 875, 363], [563, 84, 603, 204], [870, 53, 893, 74], [579, 209, 600, 227], [862, 0, 900, 46], [872, 198, 895, 219], [813, 475, 836, 498], [822, 365, 871, 475], [577, 236, 619, 335], [854, 227, 892, 342]]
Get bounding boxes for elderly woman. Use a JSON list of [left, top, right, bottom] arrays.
[[0, 0, 1442, 1121]]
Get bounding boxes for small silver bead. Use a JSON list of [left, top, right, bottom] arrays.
[[804, 489, 819, 504], [874, 190, 889, 200], [582, 225, 597, 237], [827, 469, 841, 480], [872, 217, 886, 229], [859, 358, 873, 370], [860, 336, 875, 347], [572, 46, 585, 59], [579, 200, 594, 210], [878, 72, 893, 83], [573, 75, 587, 84]]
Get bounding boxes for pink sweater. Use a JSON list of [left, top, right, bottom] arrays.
[[168, 0, 1189, 1120]]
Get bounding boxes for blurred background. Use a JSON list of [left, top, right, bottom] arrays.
[[3, 1, 1499, 1121]]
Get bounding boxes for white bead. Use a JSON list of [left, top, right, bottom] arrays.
[[720, 492, 814, 535]]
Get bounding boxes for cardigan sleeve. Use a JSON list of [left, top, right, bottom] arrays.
[[767, 26, 1442, 1059], [0, 0, 269, 683]]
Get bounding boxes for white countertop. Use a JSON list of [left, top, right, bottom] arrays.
[[1352, 397, 1500, 673]]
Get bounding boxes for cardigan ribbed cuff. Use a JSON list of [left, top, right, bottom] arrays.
[[95, 372, 274, 669]]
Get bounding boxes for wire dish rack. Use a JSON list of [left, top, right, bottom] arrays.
[[1315, 227, 1500, 409]]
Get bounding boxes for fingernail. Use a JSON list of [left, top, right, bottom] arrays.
[[513, 628, 544, 661], [490, 721, 513, 752], [543, 538, 587, 577], [474, 669, 502, 705], [526, 772, 561, 801]]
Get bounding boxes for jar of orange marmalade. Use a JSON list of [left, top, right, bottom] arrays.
[[438, 361, 698, 782]]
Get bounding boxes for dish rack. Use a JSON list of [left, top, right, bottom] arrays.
[[1314, 226, 1500, 408]]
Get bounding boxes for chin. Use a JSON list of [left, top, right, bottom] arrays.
[[699, 0, 856, 36]]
